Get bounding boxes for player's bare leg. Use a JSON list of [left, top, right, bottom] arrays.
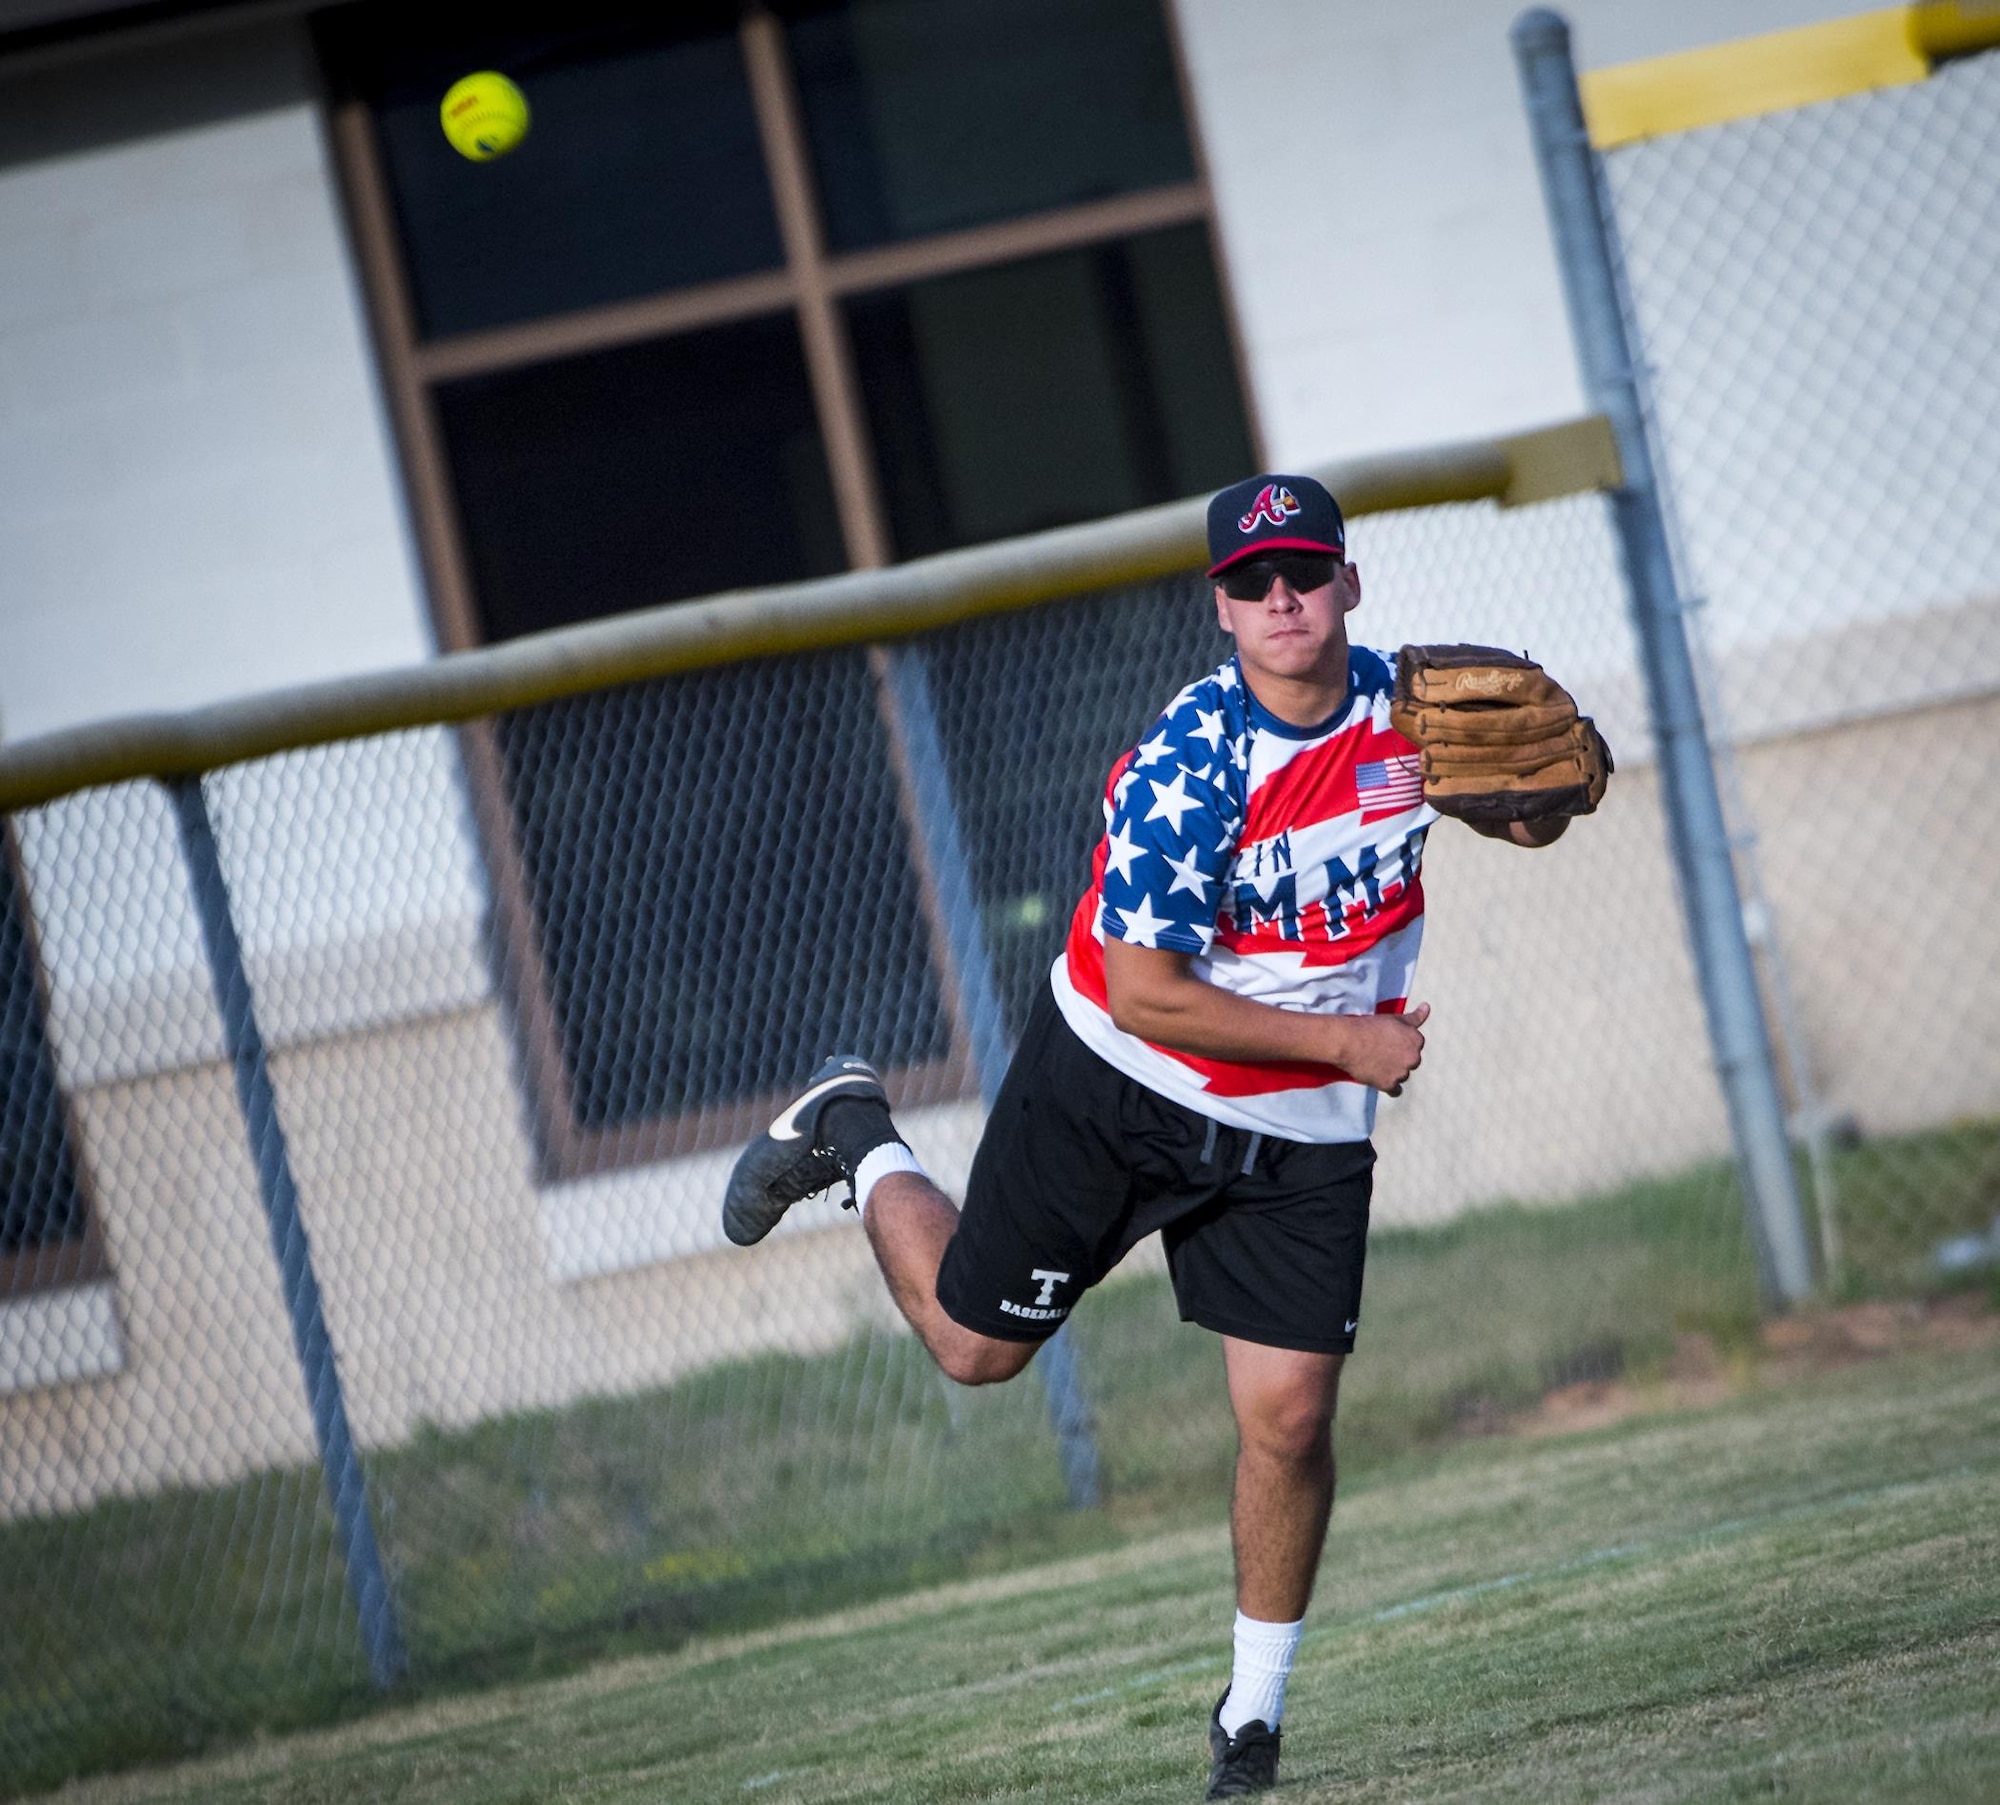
[[720, 1058, 1032, 1388], [861, 1171, 1037, 1387], [1204, 1338, 1343, 1793], [1224, 1339, 1344, 1621]]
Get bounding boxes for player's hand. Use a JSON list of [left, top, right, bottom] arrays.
[[1338, 1003, 1429, 1094]]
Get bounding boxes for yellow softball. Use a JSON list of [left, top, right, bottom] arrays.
[[440, 72, 529, 162]]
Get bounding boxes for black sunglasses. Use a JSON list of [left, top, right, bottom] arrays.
[[1217, 553, 1341, 601]]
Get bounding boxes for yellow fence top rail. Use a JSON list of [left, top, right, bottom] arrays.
[[0, 418, 1618, 814], [1582, 3, 2000, 150]]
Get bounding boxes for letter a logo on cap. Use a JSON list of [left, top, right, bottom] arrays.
[[1239, 484, 1301, 534]]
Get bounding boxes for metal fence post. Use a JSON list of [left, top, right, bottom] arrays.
[[1511, 9, 1816, 1306], [166, 774, 409, 1684], [878, 648, 1102, 1507]]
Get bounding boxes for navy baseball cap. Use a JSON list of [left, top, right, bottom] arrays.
[[1205, 474, 1347, 577]]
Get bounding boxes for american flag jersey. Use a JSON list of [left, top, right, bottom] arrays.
[[1052, 645, 1437, 1143]]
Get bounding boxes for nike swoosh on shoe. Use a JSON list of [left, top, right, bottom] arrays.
[[769, 1068, 878, 1141]]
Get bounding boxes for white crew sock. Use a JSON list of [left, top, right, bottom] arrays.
[[1218, 1610, 1304, 1735], [852, 1141, 929, 1217]]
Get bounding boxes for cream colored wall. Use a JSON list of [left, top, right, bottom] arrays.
[[1373, 754, 1728, 1225], [0, 1009, 903, 1520], [1378, 691, 2000, 1219], [1736, 695, 2000, 1138], [9, 693, 1994, 1520], [270, 1008, 904, 1448], [0, 1061, 316, 1516]]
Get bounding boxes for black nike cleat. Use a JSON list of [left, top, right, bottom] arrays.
[[721, 1055, 889, 1246], [1206, 1692, 1281, 1798]]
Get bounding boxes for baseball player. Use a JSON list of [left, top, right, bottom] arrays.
[[723, 473, 1609, 1798]]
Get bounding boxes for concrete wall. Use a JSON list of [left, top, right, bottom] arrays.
[[1733, 695, 2000, 1140], [1175, 0, 1884, 465], [1384, 691, 2000, 1210], [1, 1059, 319, 1515], [0, 1001, 929, 1518], [0, 21, 431, 744]]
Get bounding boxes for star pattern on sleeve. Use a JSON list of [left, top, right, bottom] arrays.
[[1104, 822, 1144, 882], [1163, 845, 1211, 901], [1116, 894, 1170, 948], [1144, 770, 1200, 834], [1096, 679, 1244, 958]]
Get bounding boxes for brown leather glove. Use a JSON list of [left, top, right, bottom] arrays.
[[1391, 644, 1613, 826]]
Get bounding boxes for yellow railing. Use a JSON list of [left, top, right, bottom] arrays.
[[1581, 2, 2000, 149], [0, 416, 1618, 813]]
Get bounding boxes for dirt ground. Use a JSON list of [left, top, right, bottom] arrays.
[[1514, 1289, 2000, 1439]]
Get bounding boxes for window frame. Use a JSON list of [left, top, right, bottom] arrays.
[[0, 821, 108, 1299], [320, 1, 1259, 1182]]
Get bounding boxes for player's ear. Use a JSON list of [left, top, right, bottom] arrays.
[[1213, 585, 1236, 635], [1338, 561, 1362, 615]]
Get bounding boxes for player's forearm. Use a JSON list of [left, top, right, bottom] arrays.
[[1107, 970, 1368, 1069]]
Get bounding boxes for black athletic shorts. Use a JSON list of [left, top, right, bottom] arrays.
[[935, 985, 1374, 1354]]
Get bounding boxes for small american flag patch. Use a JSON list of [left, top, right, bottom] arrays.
[[1357, 754, 1424, 813]]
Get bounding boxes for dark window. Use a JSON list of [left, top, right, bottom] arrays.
[[322, 0, 1250, 1172], [328, 5, 784, 338], [920, 579, 1229, 1038], [500, 656, 953, 1131], [1, 834, 92, 1295], [848, 224, 1253, 556], [782, 0, 1195, 250], [436, 317, 846, 640]]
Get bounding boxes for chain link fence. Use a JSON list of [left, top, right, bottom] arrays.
[[2, 481, 1777, 1791], [5, 42, 1999, 1791], [1600, 39, 2000, 1288]]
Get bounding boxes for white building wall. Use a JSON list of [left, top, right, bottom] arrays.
[[1176, 0, 1885, 466], [0, 27, 431, 744], [0, 1, 1895, 741]]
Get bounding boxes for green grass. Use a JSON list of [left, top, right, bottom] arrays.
[[47, 1341, 2000, 1803], [1823, 1116, 2000, 1297], [3, 1119, 1994, 1797]]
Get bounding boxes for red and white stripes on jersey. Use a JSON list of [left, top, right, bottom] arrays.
[[1052, 646, 1436, 1144]]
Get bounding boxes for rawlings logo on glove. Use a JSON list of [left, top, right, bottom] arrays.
[[1391, 644, 1613, 826]]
